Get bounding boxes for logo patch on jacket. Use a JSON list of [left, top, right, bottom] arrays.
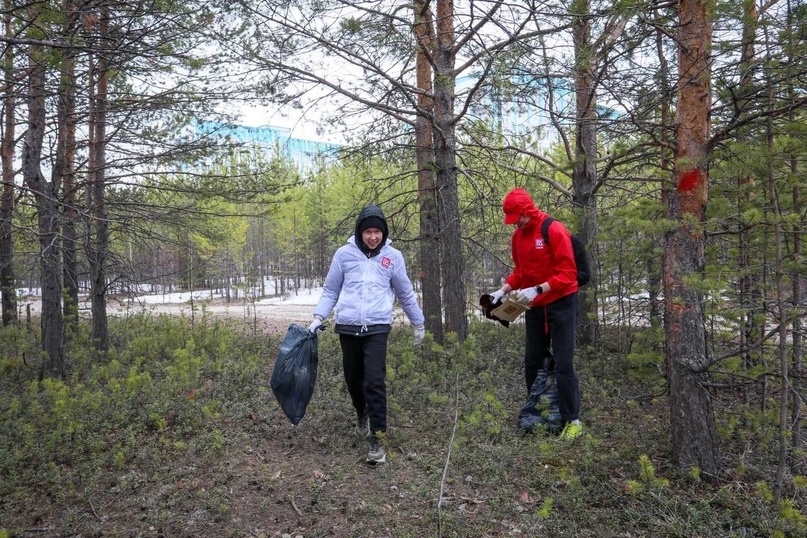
[[381, 256, 392, 268], [535, 239, 545, 249]]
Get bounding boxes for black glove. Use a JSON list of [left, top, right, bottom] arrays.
[[479, 294, 510, 328]]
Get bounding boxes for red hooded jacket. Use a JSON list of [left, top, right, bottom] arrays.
[[502, 188, 579, 307]]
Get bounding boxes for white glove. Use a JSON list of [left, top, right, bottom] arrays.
[[414, 325, 426, 346], [308, 316, 323, 333], [516, 286, 540, 304], [490, 289, 506, 304]]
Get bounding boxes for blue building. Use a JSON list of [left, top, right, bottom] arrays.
[[197, 121, 344, 172], [457, 73, 575, 150]]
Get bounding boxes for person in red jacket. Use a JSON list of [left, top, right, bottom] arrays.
[[488, 188, 583, 440]]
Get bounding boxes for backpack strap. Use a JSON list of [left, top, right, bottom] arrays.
[[541, 217, 555, 247]]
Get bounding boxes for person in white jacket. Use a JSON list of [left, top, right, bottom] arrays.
[[308, 205, 426, 464]]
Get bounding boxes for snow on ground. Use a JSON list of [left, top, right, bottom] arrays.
[[15, 286, 435, 334], [128, 287, 324, 307], [122, 288, 323, 325], [16, 288, 325, 333]]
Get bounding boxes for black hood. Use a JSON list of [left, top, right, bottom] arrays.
[[354, 205, 388, 257]]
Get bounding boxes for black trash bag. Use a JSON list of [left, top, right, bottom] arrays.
[[518, 361, 562, 434], [479, 294, 510, 327], [270, 324, 319, 425]]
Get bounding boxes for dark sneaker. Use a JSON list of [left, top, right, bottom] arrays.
[[355, 411, 370, 437], [366, 436, 386, 465]]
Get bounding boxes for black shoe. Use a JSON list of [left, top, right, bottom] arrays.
[[355, 411, 370, 437], [366, 435, 386, 465]]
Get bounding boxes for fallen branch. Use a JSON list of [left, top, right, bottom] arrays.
[[290, 493, 303, 517], [89, 499, 102, 521]]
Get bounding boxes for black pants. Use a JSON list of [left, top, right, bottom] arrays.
[[339, 332, 389, 434], [524, 293, 580, 423]]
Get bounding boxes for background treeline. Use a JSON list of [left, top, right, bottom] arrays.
[[1, 0, 806, 494]]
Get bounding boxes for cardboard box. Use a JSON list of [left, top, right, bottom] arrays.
[[490, 297, 530, 322]]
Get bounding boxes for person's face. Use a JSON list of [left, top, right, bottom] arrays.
[[362, 227, 383, 250], [516, 214, 531, 229]]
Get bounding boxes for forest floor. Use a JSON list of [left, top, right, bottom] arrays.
[[2, 294, 803, 537]]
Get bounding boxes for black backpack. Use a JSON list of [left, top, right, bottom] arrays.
[[541, 217, 591, 287]]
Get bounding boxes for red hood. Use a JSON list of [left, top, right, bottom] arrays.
[[503, 188, 542, 224]]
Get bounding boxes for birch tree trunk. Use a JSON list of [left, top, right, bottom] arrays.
[[664, 0, 719, 474]]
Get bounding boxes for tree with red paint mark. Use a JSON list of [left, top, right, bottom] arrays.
[[663, 0, 719, 474]]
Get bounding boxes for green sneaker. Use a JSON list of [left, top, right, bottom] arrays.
[[560, 421, 584, 440]]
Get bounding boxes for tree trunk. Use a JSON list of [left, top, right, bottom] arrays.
[[650, 22, 673, 330], [23, 31, 65, 377], [791, 148, 804, 472], [413, 0, 443, 343], [665, 0, 718, 474], [0, 1, 17, 326], [87, 7, 110, 351], [58, 0, 79, 333], [738, 0, 761, 370], [571, 0, 599, 345], [433, 0, 467, 340], [765, 83, 788, 501], [790, 88, 805, 475]]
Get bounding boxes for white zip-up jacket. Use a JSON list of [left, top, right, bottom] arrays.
[[313, 236, 425, 330]]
